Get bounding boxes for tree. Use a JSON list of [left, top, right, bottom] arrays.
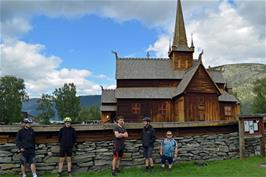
[[53, 83, 80, 121], [252, 78, 266, 114], [78, 106, 100, 122], [0, 76, 28, 124], [37, 94, 54, 124]]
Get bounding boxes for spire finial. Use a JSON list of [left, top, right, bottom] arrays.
[[198, 50, 204, 63], [191, 33, 194, 48], [112, 50, 118, 59], [172, 0, 188, 49], [146, 52, 150, 58]]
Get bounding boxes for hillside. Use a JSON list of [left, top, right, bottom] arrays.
[[214, 63, 266, 114], [22, 95, 101, 120]]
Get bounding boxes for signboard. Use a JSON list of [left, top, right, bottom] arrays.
[[243, 120, 260, 135], [239, 116, 265, 159]]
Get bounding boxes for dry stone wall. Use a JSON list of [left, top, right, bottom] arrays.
[[0, 131, 265, 174]]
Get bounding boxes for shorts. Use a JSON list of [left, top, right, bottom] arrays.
[[113, 144, 125, 159], [20, 151, 36, 165], [161, 155, 173, 164], [143, 146, 153, 158], [60, 146, 73, 157]]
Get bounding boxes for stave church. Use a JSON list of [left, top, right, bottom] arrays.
[[100, 0, 240, 123]]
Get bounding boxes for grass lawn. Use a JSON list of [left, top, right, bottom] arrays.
[[1, 156, 265, 177]]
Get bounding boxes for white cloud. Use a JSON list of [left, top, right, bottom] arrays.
[[147, 1, 266, 66], [0, 41, 111, 97], [147, 35, 170, 58]]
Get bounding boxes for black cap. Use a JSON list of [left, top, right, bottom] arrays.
[[143, 117, 151, 122]]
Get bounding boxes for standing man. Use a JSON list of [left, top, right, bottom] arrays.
[[112, 116, 128, 176], [16, 118, 38, 177], [142, 117, 156, 171], [57, 117, 76, 177], [160, 131, 178, 169]]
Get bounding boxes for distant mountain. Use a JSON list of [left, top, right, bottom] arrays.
[[22, 95, 101, 120], [213, 63, 266, 114], [80, 95, 101, 107]]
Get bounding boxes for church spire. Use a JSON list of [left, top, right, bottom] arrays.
[[172, 0, 188, 50], [169, 0, 194, 70]]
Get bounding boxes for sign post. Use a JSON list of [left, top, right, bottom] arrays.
[[239, 116, 265, 159]]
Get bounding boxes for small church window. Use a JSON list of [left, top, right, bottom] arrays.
[[132, 103, 141, 114], [159, 103, 167, 115], [224, 106, 232, 116]]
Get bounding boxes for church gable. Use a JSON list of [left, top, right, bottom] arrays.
[[186, 64, 220, 94]]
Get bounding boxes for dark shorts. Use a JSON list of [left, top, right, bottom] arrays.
[[161, 155, 174, 164], [113, 143, 125, 159], [60, 146, 73, 157], [143, 146, 153, 158], [20, 151, 36, 165]]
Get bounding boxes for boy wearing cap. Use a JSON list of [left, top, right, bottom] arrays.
[[57, 117, 76, 177], [142, 117, 156, 171], [16, 118, 38, 177], [112, 115, 128, 176], [160, 131, 178, 169]]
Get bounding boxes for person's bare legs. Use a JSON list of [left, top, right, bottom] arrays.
[[67, 157, 72, 172], [58, 157, 65, 173], [116, 158, 120, 169], [149, 158, 154, 167], [21, 164, 26, 177]]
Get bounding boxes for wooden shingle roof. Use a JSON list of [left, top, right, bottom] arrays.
[[101, 89, 116, 103], [218, 91, 239, 103], [115, 87, 177, 99], [116, 58, 226, 84]]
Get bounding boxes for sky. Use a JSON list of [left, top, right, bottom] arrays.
[[0, 0, 265, 98]]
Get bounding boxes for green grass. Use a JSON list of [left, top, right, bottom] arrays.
[[1, 157, 265, 177]]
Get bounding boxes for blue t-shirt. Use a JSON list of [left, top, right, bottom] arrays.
[[161, 138, 177, 157]]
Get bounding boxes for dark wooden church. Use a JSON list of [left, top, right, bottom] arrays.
[[100, 0, 240, 123]]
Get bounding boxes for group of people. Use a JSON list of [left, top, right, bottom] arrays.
[[16, 116, 179, 177], [111, 116, 178, 176]]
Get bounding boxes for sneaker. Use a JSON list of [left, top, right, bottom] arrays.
[[22, 175, 26, 177], [33, 174, 38, 177], [169, 164, 172, 169], [112, 170, 117, 176], [161, 164, 165, 168]]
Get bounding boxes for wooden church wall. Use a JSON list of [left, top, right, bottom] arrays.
[[117, 99, 173, 122], [219, 102, 240, 121], [174, 96, 185, 122], [185, 93, 220, 121]]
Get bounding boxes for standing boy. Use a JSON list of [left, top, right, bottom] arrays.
[[160, 131, 178, 169], [112, 116, 128, 176], [16, 118, 38, 177], [57, 117, 76, 177], [142, 117, 156, 171]]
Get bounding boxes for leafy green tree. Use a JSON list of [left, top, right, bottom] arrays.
[[0, 76, 28, 124], [53, 83, 80, 121], [78, 106, 100, 121], [37, 94, 54, 124], [252, 78, 266, 114]]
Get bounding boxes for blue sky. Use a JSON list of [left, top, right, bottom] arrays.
[[1, 0, 265, 97], [22, 15, 158, 83]]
